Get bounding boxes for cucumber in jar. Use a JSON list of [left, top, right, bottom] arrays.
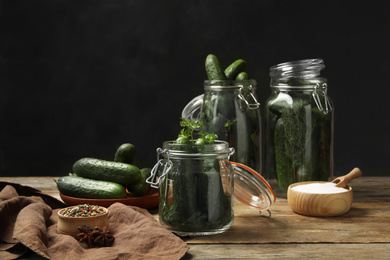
[[268, 96, 331, 192], [160, 143, 231, 231]]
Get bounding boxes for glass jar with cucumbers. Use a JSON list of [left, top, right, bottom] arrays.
[[147, 54, 276, 236], [146, 118, 275, 236], [265, 59, 334, 193], [182, 54, 262, 173]]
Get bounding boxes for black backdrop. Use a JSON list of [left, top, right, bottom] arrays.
[[1, 0, 389, 177]]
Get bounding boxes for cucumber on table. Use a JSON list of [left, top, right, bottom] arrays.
[[73, 158, 141, 186], [127, 168, 152, 197], [56, 175, 126, 199], [114, 143, 136, 165]]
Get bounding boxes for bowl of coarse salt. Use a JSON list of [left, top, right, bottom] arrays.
[[287, 182, 353, 217], [287, 168, 362, 217]]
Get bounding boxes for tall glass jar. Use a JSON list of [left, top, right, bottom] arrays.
[[265, 59, 334, 193], [147, 140, 235, 236], [182, 80, 261, 173]]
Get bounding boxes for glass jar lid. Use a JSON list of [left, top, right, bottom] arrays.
[[231, 162, 276, 217]]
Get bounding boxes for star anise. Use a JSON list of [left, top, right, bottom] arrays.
[[75, 225, 115, 248]]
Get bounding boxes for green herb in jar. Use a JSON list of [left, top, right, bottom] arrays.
[[268, 96, 331, 192], [160, 119, 232, 232]]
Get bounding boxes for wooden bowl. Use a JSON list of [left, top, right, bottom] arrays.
[[57, 206, 109, 235], [287, 181, 353, 217]]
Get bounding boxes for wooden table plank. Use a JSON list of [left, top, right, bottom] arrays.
[[184, 176, 390, 244], [184, 200, 390, 244], [0, 176, 61, 200], [182, 244, 390, 259], [1, 176, 390, 259]]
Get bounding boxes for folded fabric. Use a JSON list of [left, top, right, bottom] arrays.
[[0, 182, 189, 260]]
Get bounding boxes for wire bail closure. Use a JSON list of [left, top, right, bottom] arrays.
[[259, 209, 272, 218], [312, 83, 332, 114], [237, 85, 260, 109], [228, 147, 235, 159], [146, 148, 172, 189]]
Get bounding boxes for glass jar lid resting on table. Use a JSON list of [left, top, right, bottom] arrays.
[[231, 161, 276, 218]]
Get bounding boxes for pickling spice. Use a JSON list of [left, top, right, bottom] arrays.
[[59, 204, 105, 217]]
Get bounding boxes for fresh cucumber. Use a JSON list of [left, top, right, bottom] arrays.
[[73, 157, 141, 186], [127, 168, 152, 197], [236, 71, 249, 80], [55, 174, 126, 199], [224, 59, 246, 80], [114, 143, 136, 164], [205, 54, 226, 80]]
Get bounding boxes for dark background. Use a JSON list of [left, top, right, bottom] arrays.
[[0, 0, 389, 177]]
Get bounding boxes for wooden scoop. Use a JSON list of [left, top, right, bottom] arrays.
[[332, 168, 362, 188]]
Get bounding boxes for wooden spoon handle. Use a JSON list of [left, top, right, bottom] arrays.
[[342, 167, 362, 185]]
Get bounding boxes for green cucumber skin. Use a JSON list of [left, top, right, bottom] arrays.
[[205, 54, 226, 80], [114, 143, 136, 164], [126, 168, 152, 197], [274, 118, 294, 192], [56, 175, 126, 199], [224, 59, 246, 80], [236, 71, 249, 80], [73, 158, 141, 186]]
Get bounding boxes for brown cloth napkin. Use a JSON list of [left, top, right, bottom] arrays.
[[0, 182, 189, 260]]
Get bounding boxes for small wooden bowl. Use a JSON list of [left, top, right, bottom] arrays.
[[287, 181, 353, 217], [57, 206, 109, 235]]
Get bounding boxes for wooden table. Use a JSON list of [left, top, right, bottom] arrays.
[[1, 176, 389, 259]]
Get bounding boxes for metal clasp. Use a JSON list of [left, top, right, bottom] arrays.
[[312, 83, 332, 114], [146, 148, 172, 189], [259, 209, 272, 218], [237, 85, 260, 109], [228, 147, 235, 160]]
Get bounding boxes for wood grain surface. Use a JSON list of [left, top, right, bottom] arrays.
[[1, 176, 389, 259]]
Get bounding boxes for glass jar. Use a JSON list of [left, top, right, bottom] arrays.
[[265, 59, 334, 193], [147, 140, 235, 236], [182, 80, 262, 173], [146, 140, 276, 236]]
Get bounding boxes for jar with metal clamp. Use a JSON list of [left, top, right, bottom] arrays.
[[146, 140, 276, 236], [182, 80, 262, 173], [265, 59, 334, 193]]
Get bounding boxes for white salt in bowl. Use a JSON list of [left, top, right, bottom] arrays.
[[287, 181, 353, 217]]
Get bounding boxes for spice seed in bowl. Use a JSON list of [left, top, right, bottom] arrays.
[[59, 204, 105, 217], [57, 205, 109, 236]]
